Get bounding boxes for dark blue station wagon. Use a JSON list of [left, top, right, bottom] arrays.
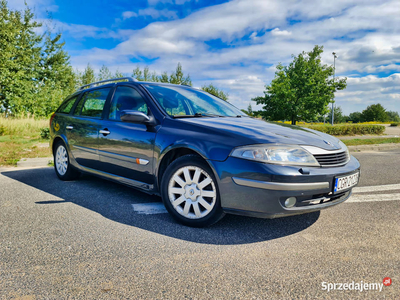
[[50, 77, 360, 227]]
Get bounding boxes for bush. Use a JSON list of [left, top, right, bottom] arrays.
[[390, 122, 399, 127], [0, 125, 5, 136], [304, 124, 385, 136], [40, 127, 50, 139]]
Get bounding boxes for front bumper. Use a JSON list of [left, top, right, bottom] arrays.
[[208, 155, 360, 219]]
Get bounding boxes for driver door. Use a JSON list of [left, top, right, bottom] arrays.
[[97, 85, 155, 185]]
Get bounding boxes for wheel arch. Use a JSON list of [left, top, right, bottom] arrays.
[[156, 146, 214, 192], [52, 135, 68, 155]]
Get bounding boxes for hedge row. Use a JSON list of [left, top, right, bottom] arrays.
[[304, 124, 385, 136]]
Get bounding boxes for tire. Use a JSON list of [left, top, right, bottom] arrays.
[[53, 140, 80, 181], [160, 155, 225, 227]]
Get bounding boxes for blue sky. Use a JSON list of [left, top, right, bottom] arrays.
[[10, 0, 400, 114]]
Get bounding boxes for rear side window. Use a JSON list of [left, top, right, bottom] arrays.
[[74, 88, 111, 118], [58, 96, 78, 114]]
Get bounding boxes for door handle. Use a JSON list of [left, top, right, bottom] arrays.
[[66, 126, 73, 130], [99, 129, 110, 136]]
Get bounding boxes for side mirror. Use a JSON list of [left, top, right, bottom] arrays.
[[120, 110, 151, 124]]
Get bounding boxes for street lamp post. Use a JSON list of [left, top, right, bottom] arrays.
[[332, 52, 337, 125]]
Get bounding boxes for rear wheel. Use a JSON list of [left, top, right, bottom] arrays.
[[161, 155, 224, 227], [54, 141, 80, 181]]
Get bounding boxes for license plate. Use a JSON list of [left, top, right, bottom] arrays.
[[334, 172, 359, 193]]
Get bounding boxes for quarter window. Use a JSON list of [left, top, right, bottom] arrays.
[[58, 95, 78, 114], [109, 86, 148, 121]]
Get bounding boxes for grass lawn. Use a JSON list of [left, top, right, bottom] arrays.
[[0, 118, 51, 166], [341, 137, 400, 146]]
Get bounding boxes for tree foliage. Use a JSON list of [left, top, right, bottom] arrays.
[[253, 45, 347, 125], [348, 111, 363, 123], [326, 106, 345, 124], [98, 65, 113, 81], [201, 83, 228, 101], [386, 110, 400, 122], [361, 104, 389, 122], [131, 63, 192, 86], [0, 0, 75, 117], [241, 103, 254, 116]]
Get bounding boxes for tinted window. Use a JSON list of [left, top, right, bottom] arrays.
[[75, 88, 111, 118], [58, 96, 78, 114], [109, 86, 148, 121]]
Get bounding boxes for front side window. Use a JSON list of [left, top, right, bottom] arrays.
[[58, 95, 78, 114], [144, 84, 245, 117], [74, 88, 111, 118], [109, 86, 148, 121]]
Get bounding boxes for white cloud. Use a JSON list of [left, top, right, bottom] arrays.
[[65, 0, 399, 113], [271, 28, 292, 36], [122, 8, 178, 20], [122, 11, 138, 19]]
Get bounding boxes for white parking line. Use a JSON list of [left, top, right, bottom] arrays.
[[132, 203, 168, 214], [347, 193, 400, 203], [352, 184, 400, 194]]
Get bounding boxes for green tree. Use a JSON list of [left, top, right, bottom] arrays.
[[0, 0, 41, 116], [348, 111, 362, 123], [253, 45, 347, 125], [159, 71, 169, 83], [201, 83, 228, 101], [326, 106, 345, 124], [81, 64, 96, 85], [241, 103, 254, 116], [132, 63, 191, 85], [98, 65, 113, 81], [34, 32, 76, 117], [386, 110, 400, 122], [132, 66, 144, 81], [361, 104, 389, 122], [169, 63, 192, 85], [114, 69, 124, 78], [0, 0, 75, 117]]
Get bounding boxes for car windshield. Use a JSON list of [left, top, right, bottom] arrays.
[[143, 84, 246, 117]]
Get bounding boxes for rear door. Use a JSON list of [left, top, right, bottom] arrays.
[[66, 87, 112, 169], [97, 85, 156, 184]]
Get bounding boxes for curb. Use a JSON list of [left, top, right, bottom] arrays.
[[348, 143, 400, 152], [17, 157, 53, 168]]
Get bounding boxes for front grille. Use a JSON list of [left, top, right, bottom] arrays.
[[313, 151, 349, 167]]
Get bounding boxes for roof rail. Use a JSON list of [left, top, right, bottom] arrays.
[[78, 77, 138, 91]]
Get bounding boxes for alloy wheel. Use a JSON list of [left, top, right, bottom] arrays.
[[55, 145, 68, 176], [168, 166, 217, 219]]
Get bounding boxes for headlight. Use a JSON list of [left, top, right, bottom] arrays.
[[230, 144, 320, 166]]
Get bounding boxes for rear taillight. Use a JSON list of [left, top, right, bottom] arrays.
[[50, 113, 56, 128]]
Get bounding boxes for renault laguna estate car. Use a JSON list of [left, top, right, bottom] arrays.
[[50, 77, 360, 227]]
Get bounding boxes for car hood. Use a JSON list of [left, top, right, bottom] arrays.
[[178, 117, 342, 150]]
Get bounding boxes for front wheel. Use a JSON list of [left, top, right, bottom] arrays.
[[54, 141, 80, 181], [161, 155, 225, 227]]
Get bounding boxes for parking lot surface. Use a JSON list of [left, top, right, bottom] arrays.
[[0, 150, 399, 299]]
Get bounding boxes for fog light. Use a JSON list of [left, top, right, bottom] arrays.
[[284, 197, 297, 208]]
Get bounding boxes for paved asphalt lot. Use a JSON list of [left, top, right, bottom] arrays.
[[0, 150, 399, 299]]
